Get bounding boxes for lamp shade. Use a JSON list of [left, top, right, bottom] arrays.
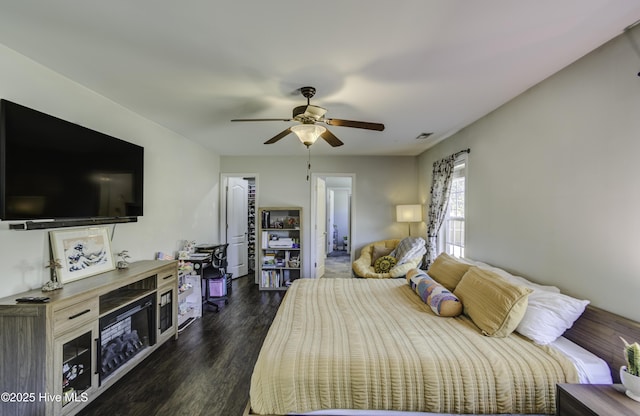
[[291, 124, 326, 147], [396, 204, 422, 222]]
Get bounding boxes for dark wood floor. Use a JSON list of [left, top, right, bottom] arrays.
[[78, 275, 285, 416]]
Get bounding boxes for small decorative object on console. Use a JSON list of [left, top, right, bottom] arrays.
[[156, 252, 175, 261], [621, 337, 640, 401], [116, 250, 131, 269], [42, 258, 63, 292]]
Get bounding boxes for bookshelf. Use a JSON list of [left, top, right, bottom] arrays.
[[258, 207, 302, 290]]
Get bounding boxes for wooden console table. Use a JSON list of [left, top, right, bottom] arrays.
[[0, 260, 178, 416]]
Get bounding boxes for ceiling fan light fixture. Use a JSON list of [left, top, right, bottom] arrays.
[[233, 86, 382, 147], [291, 124, 326, 147]]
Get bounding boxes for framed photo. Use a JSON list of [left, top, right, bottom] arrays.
[[49, 226, 115, 283]]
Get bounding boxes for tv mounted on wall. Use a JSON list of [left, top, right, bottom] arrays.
[[0, 99, 144, 226]]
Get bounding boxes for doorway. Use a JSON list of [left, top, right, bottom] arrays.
[[311, 174, 354, 279], [220, 173, 258, 282]]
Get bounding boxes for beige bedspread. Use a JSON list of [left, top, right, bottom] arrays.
[[250, 278, 578, 415]]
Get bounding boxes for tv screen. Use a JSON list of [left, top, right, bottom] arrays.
[[0, 99, 143, 221]]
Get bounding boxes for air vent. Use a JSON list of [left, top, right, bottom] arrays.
[[416, 132, 433, 140]]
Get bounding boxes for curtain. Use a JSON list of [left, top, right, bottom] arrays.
[[424, 154, 457, 269]]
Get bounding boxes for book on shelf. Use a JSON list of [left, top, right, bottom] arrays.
[[261, 211, 270, 228], [262, 254, 275, 265], [261, 270, 282, 288]]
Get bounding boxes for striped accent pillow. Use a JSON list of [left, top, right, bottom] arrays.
[[390, 237, 425, 265], [454, 267, 532, 337]]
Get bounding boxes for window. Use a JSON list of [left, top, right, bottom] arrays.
[[442, 158, 466, 258]]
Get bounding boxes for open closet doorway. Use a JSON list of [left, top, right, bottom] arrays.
[[310, 174, 354, 279], [220, 173, 258, 283]]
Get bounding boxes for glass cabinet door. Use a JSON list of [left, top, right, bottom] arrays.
[[54, 322, 98, 415], [158, 285, 176, 342]]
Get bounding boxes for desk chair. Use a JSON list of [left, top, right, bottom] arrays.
[[202, 243, 230, 312]]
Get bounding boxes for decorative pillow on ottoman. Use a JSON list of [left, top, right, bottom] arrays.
[[370, 245, 394, 266], [374, 255, 397, 273], [406, 268, 462, 317], [390, 237, 426, 265]]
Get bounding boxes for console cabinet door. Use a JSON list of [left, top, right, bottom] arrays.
[[157, 284, 177, 344], [0, 305, 48, 416], [53, 321, 99, 416], [157, 265, 178, 342]]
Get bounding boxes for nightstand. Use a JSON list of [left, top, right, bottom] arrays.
[[557, 384, 640, 415]]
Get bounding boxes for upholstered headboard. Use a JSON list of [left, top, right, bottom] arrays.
[[563, 305, 640, 383]]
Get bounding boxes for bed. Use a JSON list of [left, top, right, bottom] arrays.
[[248, 260, 640, 416]]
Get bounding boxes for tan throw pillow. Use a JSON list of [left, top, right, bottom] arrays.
[[371, 245, 394, 266], [427, 252, 472, 291], [453, 267, 532, 337]]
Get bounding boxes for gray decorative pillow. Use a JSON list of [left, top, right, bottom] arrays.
[[370, 245, 394, 266], [390, 237, 426, 265]]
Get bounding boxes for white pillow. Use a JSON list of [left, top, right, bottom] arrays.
[[461, 258, 586, 344], [516, 290, 589, 345], [507, 274, 561, 293], [472, 261, 561, 293]]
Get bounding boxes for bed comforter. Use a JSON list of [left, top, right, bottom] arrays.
[[250, 278, 578, 415]]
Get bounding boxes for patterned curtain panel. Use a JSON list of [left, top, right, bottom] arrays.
[[424, 154, 457, 268]]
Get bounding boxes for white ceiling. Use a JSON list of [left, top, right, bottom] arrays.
[[1, 1, 639, 156]]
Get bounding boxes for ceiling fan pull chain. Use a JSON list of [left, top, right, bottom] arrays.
[[307, 147, 311, 181]]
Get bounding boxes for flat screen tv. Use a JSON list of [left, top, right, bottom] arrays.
[[0, 99, 143, 221]]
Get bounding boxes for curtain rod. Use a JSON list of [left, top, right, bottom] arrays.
[[452, 148, 471, 159]]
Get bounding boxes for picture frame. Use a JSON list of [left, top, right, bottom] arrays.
[[49, 226, 115, 284]]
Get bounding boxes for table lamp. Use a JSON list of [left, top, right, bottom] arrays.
[[396, 204, 422, 236]]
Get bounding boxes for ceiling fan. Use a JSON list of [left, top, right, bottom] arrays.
[[231, 86, 385, 147]]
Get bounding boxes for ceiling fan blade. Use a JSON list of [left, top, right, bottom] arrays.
[[325, 118, 385, 131], [264, 128, 292, 144], [320, 129, 344, 147], [231, 118, 293, 122]]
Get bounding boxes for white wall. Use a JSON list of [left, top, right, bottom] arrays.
[[0, 44, 220, 298], [221, 155, 418, 277], [332, 189, 350, 245], [418, 28, 640, 320]]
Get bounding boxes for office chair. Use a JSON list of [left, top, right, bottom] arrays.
[[202, 243, 230, 312]]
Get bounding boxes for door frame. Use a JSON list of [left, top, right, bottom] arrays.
[[315, 176, 327, 279], [310, 173, 355, 278], [220, 172, 259, 283]]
